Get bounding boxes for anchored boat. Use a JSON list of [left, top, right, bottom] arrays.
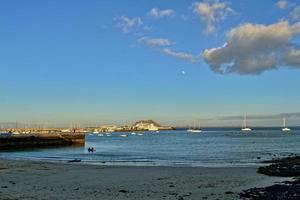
[[241, 114, 252, 132], [282, 118, 291, 132]]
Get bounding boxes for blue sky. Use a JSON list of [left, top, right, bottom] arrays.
[[0, 0, 300, 126]]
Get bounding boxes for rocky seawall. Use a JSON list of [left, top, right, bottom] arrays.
[[0, 133, 85, 150]]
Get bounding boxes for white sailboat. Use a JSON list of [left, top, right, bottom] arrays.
[[281, 118, 291, 132], [187, 122, 202, 133], [241, 114, 252, 132]]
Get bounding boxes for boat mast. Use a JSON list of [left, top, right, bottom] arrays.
[[283, 118, 286, 128]]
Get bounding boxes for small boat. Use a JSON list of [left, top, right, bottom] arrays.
[[187, 129, 202, 133], [241, 127, 252, 132], [282, 118, 291, 132], [68, 158, 81, 163], [97, 134, 104, 137], [131, 132, 137, 135], [120, 134, 128, 137], [93, 131, 99, 134], [241, 114, 252, 132], [137, 133, 143, 136], [12, 131, 20, 135], [187, 121, 202, 133]]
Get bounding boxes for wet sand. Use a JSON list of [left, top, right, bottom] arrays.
[[0, 159, 290, 200]]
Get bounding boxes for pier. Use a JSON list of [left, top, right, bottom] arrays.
[[0, 132, 85, 150]]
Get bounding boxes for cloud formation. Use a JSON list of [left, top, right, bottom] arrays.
[[163, 48, 200, 63], [217, 112, 300, 121], [138, 37, 199, 63], [290, 6, 300, 20], [138, 37, 172, 47], [193, 0, 234, 34], [276, 0, 288, 10], [148, 8, 174, 18], [116, 16, 143, 33], [203, 21, 300, 75]]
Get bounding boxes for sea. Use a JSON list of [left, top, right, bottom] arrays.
[[1, 127, 300, 167]]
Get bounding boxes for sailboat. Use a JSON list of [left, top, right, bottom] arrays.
[[187, 122, 202, 133], [241, 114, 252, 132], [281, 118, 291, 132]]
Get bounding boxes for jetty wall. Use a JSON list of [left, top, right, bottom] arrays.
[[0, 133, 85, 150]]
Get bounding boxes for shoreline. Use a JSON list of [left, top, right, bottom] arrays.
[[0, 158, 290, 200], [0, 155, 268, 168]]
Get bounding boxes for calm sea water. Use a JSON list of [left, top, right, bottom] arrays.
[[1, 128, 300, 167]]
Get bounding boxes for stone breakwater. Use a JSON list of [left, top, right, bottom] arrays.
[[0, 133, 85, 150]]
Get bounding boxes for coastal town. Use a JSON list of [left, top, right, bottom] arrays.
[[0, 120, 173, 150], [0, 120, 174, 135]]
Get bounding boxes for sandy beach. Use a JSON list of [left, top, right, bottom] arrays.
[[0, 159, 290, 200]]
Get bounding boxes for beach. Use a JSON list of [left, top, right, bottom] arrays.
[[0, 159, 290, 200]]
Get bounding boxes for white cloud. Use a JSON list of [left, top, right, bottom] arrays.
[[116, 16, 143, 33], [203, 21, 300, 75], [137, 37, 198, 64], [193, 0, 234, 34], [163, 48, 200, 63], [148, 8, 174, 18], [138, 37, 172, 47], [290, 6, 300, 20], [284, 49, 300, 66], [291, 22, 300, 34], [276, 0, 288, 10]]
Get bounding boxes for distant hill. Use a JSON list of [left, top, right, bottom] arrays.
[[132, 120, 173, 131], [133, 120, 161, 127]]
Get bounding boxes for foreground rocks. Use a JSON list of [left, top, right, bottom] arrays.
[[258, 156, 300, 177], [240, 156, 300, 200], [240, 179, 300, 200]]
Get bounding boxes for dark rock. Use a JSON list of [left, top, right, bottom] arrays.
[[183, 192, 192, 197], [258, 156, 300, 177], [168, 192, 178, 196], [240, 180, 300, 200], [242, 155, 300, 199], [225, 191, 234, 195], [178, 196, 184, 200]]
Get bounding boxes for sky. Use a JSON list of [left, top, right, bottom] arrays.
[[0, 0, 300, 127]]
